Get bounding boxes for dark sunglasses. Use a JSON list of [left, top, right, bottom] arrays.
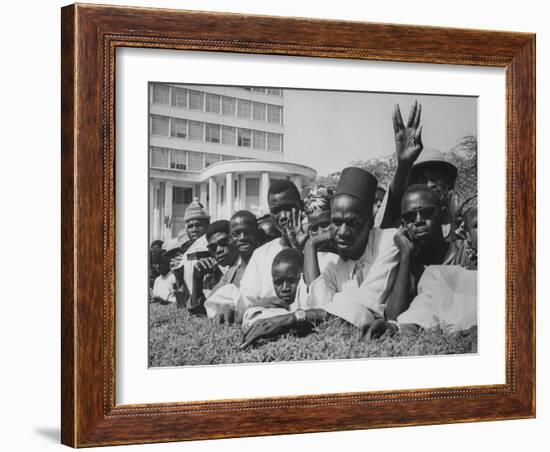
[[401, 206, 439, 224], [230, 229, 255, 239], [207, 236, 232, 253]]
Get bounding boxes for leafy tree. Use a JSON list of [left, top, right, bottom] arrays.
[[309, 134, 477, 195]]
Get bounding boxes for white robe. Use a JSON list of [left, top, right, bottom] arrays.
[[237, 238, 339, 312], [397, 265, 477, 332], [309, 227, 399, 327], [241, 278, 310, 331]]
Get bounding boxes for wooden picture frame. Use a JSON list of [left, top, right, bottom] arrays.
[[61, 3, 535, 447]]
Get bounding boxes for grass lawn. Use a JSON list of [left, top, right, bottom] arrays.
[[149, 302, 477, 367]]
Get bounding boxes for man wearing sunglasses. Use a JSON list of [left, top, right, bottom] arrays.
[[383, 184, 467, 322], [189, 220, 240, 314]]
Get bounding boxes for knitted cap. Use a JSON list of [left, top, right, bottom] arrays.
[[334, 167, 378, 211], [183, 198, 210, 223]]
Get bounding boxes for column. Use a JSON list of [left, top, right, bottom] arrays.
[[291, 175, 303, 195], [149, 180, 158, 241], [208, 177, 218, 220], [239, 175, 246, 211], [260, 172, 270, 215], [163, 180, 173, 240], [225, 172, 233, 219], [199, 183, 208, 211]]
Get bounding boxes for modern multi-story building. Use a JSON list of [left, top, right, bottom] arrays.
[[149, 83, 316, 241]]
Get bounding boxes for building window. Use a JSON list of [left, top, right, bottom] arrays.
[[205, 153, 221, 167], [252, 130, 266, 150], [267, 105, 282, 123], [205, 123, 221, 143], [188, 121, 204, 141], [237, 99, 252, 118], [222, 96, 236, 116], [173, 186, 193, 204], [152, 84, 170, 104], [171, 87, 187, 108], [170, 149, 187, 170], [245, 178, 260, 211], [267, 88, 282, 96], [220, 185, 225, 205], [222, 126, 236, 145], [170, 118, 187, 138], [150, 147, 169, 168], [237, 129, 252, 147], [188, 90, 204, 110], [252, 102, 266, 121], [268, 133, 282, 152], [252, 87, 266, 93], [205, 93, 221, 113], [234, 179, 238, 198], [222, 154, 237, 161], [151, 115, 169, 136], [188, 151, 204, 171]]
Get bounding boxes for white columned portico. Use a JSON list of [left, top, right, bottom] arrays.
[[163, 180, 173, 240], [239, 175, 246, 211], [198, 160, 316, 218], [260, 171, 270, 215], [225, 172, 233, 219], [208, 177, 218, 220], [150, 180, 160, 241], [291, 175, 303, 195], [199, 183, 208, 210]]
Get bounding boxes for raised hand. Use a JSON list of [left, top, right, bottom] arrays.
[[393, 101, 423, 166], [285, 208, 308, 249]]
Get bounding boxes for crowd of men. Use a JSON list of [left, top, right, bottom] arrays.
[[150, 102, 478, 349]]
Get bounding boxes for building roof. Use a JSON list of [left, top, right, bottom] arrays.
[[199, 159, 316, 181]]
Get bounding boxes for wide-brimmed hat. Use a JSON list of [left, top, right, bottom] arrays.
[[410, 148, 458, 187], [183, 197, 210, 223]]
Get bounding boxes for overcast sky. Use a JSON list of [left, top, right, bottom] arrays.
[[282, 89, 477, 176]]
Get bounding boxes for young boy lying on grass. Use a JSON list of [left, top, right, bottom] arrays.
[[241, 248, 329, 348], [366, 194, 478, 339]]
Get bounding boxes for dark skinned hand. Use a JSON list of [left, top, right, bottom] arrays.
[[240, 316, 289, 349], [393, 101, 423, 166], [364, 319, 399, 340], [210, 304, 236, 326], [284, 208, 308, 250], [193, 257, 218, 278]]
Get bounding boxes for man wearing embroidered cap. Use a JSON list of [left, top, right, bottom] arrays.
[[304, 167, 400, 328], [172, 198, 211, 308], [183, 197, 210, 241]]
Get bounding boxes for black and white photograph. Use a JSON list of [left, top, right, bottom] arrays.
[[147, 83, 478, 367]]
